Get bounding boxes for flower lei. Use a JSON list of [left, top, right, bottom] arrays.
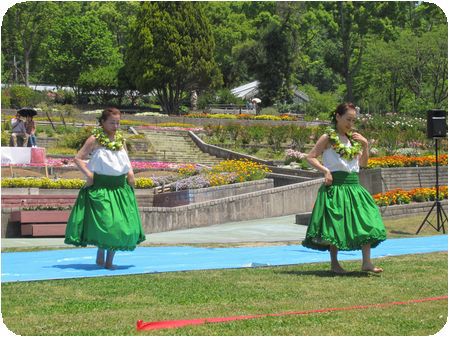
[[326, 127, 362, 160], [92, 127, 124, 151]]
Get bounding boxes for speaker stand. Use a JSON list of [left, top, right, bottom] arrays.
[[416, 138, 447, 234]]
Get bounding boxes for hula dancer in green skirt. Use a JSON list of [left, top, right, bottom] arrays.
[[302, 103, 386, 274], [65, 108, 146, 269]]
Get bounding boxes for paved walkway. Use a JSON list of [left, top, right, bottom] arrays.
[[1, 214, 307, 248]]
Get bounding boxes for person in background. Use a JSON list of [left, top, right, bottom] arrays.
[[25, 115, 37, 147], [10, 113, 29, 147]]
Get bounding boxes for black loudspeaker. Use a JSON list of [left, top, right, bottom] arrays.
[[427, 109, 447, 138]]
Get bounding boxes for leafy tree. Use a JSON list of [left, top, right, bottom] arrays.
[[322, 1, 408, 102], [126, 2, 221, 115], [1, 2, 56, 85], [77, 64, 123, 104], [45, 14, 122, 98], [356, 23, 447, 114], [242, 2, 301, 106], [85, 1, 139, 55], [203, 2, 257, 88]]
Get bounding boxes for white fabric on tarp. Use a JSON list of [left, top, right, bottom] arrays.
[[1, 147, 32, 164]]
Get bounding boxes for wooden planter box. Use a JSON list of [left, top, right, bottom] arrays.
[[10, 210, 70, 237]]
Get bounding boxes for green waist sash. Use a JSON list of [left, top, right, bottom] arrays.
[[331, 171, 359, 185], [93, 173, 127, 189]]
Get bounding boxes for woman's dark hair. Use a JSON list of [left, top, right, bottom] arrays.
[[98, 107, 121, 124], [331, 102, 356, 125]]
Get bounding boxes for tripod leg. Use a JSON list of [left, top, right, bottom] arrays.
[[436, 202, 447, 234], [416, 201, 437, 235]]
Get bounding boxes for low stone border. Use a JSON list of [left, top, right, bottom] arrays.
[[188, 130, 273, 165], [153, 179, 274, 207], [359, 166, 448, 195], [1, 187, 154, 197], [141, 178, 324, 233], [295, 200, 449, 225]]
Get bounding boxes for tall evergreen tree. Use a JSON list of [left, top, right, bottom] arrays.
[[126, 2, 221, 114]]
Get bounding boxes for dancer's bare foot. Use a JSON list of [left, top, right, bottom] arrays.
[[331, 264, 347, 274], [362, 264, 383, 273], [104, 250, 116, 270], [104, 263, 116, 270], [96, 249, 105, 266]]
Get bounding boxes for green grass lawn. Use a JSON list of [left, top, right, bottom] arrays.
[[1, 213, 448, 335], [1, 253, 447, 336]]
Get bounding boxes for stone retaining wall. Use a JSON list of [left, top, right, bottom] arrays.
[[295, 200, 448, 225], [140, 178, 323, 233], [153, 179, 274, 207], [359, 166, 448, 195], [189, 131, 273, 165]]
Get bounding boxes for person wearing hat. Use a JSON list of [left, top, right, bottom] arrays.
[[10, 113, 29, 147]]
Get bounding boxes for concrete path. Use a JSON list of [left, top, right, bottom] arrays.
[[1, 214, 307, 248]]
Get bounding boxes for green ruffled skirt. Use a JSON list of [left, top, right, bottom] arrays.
[[302, 171, 386, 251], [65, 173, 146, 251]]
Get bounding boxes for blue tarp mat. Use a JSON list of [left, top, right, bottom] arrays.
[[1, 235, 447, 283]]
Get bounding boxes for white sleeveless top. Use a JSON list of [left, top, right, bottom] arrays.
[[87, 147, 131, 176], [322, 138, 360, 173]]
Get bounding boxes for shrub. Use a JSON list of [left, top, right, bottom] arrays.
[[224, 124, 241, 142], [288, 126, 312, 150], [8, 85, 43, 108], [1, 130, 11, 146], [247, 126, 268, 144], [299, 84, 341, 116], [178, 105, 189, 115], [259, 106, 278, 116], [278, 103, 305, 115], [54, 90, 76, 105], [59, 127, 93, 150], [1, 89, 11, 108], [267, 126, 288, 149]]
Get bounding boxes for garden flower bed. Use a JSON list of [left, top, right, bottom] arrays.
[[137, 124, 204, 132], [1, 158, 185, 170], [186, 112, 298, 121], [367, 154, 447, 168], [373, 186, 448, 206], [168, 159, 271, 192], [1, 177, 156, 189]]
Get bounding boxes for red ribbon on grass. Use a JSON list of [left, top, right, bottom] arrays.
[[136, 295, 448, 331]]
